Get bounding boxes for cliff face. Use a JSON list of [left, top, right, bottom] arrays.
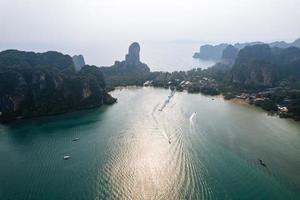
[[234, 44, 273, 66], [125, 42, 141, 66], [193, 42, 263, 61], [0, 50, 116, 122], [72, 55, 86, 71], [291, 38, 300, 48], [231, 44, 300, 87], [193, 44, 229, 60], [221, 45, 239, 67]]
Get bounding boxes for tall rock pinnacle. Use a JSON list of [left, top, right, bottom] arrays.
[[101, 42, 150, 74], [125, 42, 141, 66]]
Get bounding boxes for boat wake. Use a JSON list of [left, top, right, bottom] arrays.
[[189, 112, 197, 126], [159, 89, 176, 111]]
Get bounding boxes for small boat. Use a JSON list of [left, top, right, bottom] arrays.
[[168, 140, 171, 144], [72, 138, 79, 142], [63, 155, 70, 160], [212, 98, 215, 100], [259, 159, 266, 167]]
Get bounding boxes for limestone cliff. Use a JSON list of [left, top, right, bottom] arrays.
[[72, 55, 86, 71], [100, 42, 151, 88], [0, 50, 116, 122], [102, 42, 150, 74], [231, 44, 300, 87], [221, 45, 239, 67]]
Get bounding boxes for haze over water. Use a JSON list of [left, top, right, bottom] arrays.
[[96, 40, 217, 71], [1, 88, 300, 199], [2, 0, 299, 71], [0, 40, 215, 72], [140, 41, 216, 71]]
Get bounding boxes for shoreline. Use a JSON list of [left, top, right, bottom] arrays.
[[115, 85, 300, 122], [0, 97, 117, 124], [228, 97, 249, 105], [1, 85, 298, 124], [228, 97, 300, 123], [114, 85, 300, 122]]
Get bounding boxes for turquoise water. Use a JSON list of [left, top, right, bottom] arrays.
[[0, 87, 300, 199]]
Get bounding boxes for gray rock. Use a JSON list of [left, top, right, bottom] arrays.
[[72, 55, 86, 71], [101, 42, 150, 74], [221, 45, 238, 67], [125, 42, 140, 66]]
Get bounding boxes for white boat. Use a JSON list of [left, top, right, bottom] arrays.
[[63, 155, 70, 160]]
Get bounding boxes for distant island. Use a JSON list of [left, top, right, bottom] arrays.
[[193, 38, 300, 61], [1, 39, 300, 122]]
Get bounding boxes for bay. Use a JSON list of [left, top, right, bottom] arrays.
[[0, 87, 300, 199]]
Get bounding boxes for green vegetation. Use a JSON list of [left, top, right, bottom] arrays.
[[101, 44, 300, 121], [1, 42, 300, 122], [0, 50, 115, 122]]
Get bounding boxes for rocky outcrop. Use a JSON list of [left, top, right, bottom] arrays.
[[235, 39, 300, 49], [113, 42, 150, 73], [72, 55, 86, 71], [234, 44, 273, 66], [0, 50, 116, 122], [231, 44, 300, 87], [125, 42, 140, 66], [231, 44, 275, 87], [291, 38, 300, 48], [100, 42, 151, 88], [193, 42, 263, 61], [221, 45, 239, 67], [193, 44, 229, 60], [193, 37, 300, 61], [234, 42, 264, 50], [269, 41, 290, 48]]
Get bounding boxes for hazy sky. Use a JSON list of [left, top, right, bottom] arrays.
[[1, 0, 300, 67]]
